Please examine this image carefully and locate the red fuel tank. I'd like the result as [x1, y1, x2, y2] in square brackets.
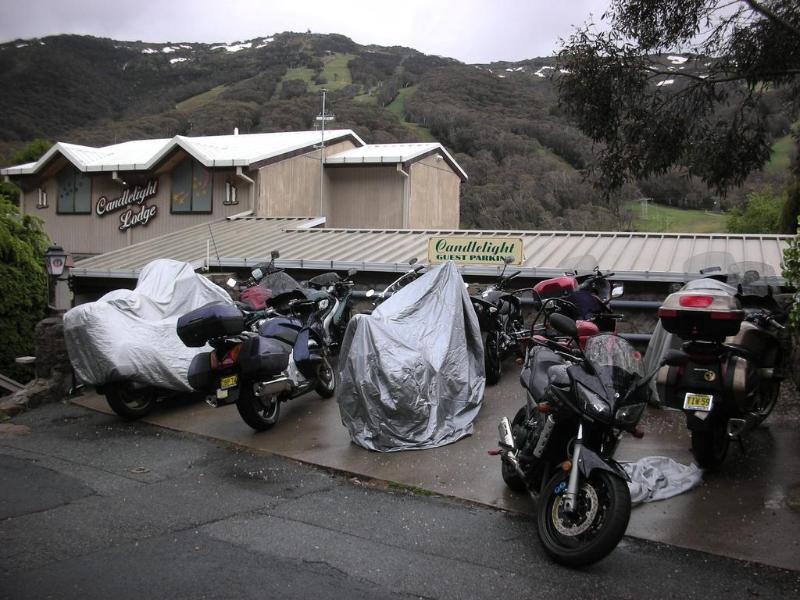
[533, 276, 578, 298]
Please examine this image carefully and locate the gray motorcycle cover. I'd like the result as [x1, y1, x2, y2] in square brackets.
[64, 259, 232, 391]
[337, 262, 485, 452]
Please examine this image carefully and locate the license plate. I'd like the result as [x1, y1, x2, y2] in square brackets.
[683, 393, 713, 411]
[220, 374, 238, 389]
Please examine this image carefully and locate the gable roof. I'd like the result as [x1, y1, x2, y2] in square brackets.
[326, 142, 467, 181]
[1, 130, 366, 176]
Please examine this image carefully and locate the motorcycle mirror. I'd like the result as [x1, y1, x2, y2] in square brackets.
[408, 257, 418, 266]
[226, 278, 237, 289]
[611, 285, 624, 299]
[270, 250, 280, 260]
[348, 268, 357, 277]
[251, 268, 263, 281]
[549, 312, 578, 339]
[504, 255, 514, 265]
[366, 289, 375, 298]
[661, 349, 689, 367]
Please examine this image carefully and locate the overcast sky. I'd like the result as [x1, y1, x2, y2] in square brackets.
[0, 0, 611, 63]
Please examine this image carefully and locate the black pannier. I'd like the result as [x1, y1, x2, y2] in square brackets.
[239, 336, 292, 378]
[187, 352, 213, 391]
[177, 302, 244, 347]
[257, 317, 303, 346]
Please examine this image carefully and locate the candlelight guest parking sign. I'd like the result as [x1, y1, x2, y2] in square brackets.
[95, 179, 159, 231]
[428, 236, 524, 265]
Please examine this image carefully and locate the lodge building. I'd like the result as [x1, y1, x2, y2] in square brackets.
[1, 130, 467, 258]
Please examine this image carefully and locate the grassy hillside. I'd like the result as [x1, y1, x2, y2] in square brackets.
[625, 200, 729, 233]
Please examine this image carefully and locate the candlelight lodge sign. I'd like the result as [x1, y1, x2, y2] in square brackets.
[428, 236, 524, 265]
[95, 179, 159, 231]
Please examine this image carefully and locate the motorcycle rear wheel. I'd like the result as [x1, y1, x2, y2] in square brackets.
[537, 469, 631, 568]
[690, 420, 729, 469]
[485, 331, 501, 385]
[315, 357, 336, 399]
[752, 380, 779, 426]
[105, 382, 156, 420]
[236, 382, 281, 432]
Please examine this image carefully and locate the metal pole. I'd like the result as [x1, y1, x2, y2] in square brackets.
[319, 89, 327, 215]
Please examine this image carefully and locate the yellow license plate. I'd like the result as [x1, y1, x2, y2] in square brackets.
[220, 374, 238, 389]
[683, 393, 713, 411]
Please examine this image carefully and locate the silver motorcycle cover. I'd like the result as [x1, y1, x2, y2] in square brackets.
[337, 262, 485, 451]
[64, 259, 232, 391]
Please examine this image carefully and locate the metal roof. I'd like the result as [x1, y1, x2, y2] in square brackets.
[1, 130, 365, 175]
[326, 143, 468, 181]
[71, 217, 792, 283]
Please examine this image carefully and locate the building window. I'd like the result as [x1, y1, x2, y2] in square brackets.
[171, 157, 212, 213]
[56, 168, 91, 214]
[37, 187, 48, 209]
[224, 180, 238, 205]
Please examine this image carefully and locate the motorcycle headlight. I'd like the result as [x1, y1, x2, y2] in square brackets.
[615, 403, 646, 427]
[577, 382, 610, 420]
[318, 299, 329, 310]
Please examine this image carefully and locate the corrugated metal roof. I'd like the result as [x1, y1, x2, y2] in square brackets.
[71, 217, 792, 283]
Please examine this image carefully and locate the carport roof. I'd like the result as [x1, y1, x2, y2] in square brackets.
[71, 216, 791, 283]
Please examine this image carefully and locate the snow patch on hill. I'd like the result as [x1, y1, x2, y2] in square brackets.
[212, 42, 252, 52]
[656, 79, 675, 86]
[667, 55, 688, 64]
[170, 57, 188, 64]
[534, 66, 554, 78]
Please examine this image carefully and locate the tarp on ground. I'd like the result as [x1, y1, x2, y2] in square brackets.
[623, 456, 703, 505]
[64, 259, 231, 391]
[337, 262, 485, 452]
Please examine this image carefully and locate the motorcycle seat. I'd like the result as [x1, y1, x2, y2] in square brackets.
[522, 347, 564, 399]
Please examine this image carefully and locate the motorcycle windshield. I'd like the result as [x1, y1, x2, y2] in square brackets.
[726, 261, 779, 297]
[260, 271, 302, 296]
[583, 334, 645, 402]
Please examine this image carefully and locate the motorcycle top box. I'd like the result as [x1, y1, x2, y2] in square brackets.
[177, 302, 245, 347]
[657, 289, 744, 340]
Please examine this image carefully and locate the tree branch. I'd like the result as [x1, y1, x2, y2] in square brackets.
[743, 0, 800, 39]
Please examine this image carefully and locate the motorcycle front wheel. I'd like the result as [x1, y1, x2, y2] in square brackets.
[236, 382, 281, 432]
[105, 382, 156, 420]
[484, 331, 501, 385]
[501, 407, 528, 492]
[537, 469, 631, 567]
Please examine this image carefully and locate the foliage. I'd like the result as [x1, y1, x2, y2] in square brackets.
[726, 189, 784, 232]
[9, 138, 51, 165]
[0, 193, 48, 382]
[558, 1, 800, 195]
[782, 214, 800, 329]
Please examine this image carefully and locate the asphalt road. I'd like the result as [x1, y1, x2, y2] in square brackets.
[1, 402, 799, 600]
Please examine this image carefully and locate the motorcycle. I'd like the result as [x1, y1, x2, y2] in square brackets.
[177, 287, 336, 432]
[494, 313, 663, 567]
[529, 267, 624, 350]
[653, 262, 789, 469]
[470, 256, 527, 385]
[305, 268, 358, 350]
[365, 257, 426, 308]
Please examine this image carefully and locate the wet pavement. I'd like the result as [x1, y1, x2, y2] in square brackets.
[74, 364, 800, 571]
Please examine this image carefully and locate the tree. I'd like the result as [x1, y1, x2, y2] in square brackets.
[9, 138, 51, 166]
[557, 1, 800, 196]
[727, 189, 784, 232]
[0, 192, 49, 382]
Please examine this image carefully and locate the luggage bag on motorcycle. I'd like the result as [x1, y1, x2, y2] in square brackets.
[239, 336, 292, 378]
[177, 302, 244, 347]
[656, 353, 755, 412]
[258, 317, 303, 346]
[187, 352, 214, 391]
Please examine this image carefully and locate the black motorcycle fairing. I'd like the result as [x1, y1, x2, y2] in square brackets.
[577, 447, 631, 482]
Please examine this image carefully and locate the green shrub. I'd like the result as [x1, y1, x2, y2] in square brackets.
[0, 194, 49, 382]
[727, 190, 784, 234]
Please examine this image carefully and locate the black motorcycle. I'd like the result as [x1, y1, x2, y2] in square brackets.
[470, 256, 526, 385]
[495, 313, 664, 567]
[305, 268, 358, 350]
[365, 257, 426, 308]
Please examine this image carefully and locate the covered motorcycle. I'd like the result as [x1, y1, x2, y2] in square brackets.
[337, 262, 485, 451]
[64, 259, 232, 419]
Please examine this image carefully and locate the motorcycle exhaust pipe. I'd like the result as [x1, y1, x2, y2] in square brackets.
[498, 417, 515, 449]
[727, 413, 761, 440]
[255, 378, 292, 398]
